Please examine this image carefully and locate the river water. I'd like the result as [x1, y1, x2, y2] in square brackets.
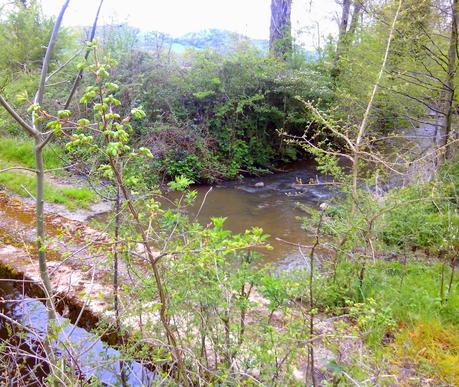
[183, 160, 336, 269]
[0, 112, 440, 384]
[0, 281, 155, 385]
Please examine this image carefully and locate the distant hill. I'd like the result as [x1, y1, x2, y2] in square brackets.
[84, 25, 313, 57]
[137, 28, 269, 54]
[173, 29, 268, 52]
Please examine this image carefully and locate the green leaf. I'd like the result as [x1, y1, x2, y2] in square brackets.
[105, 82, 119, 91]
[167, 175, 194, 191]
[57, 110, 72, 119]
[138, 147, 153, 158]
[16, 91, 28, 104]
[27, 103, 40, 113]
[76, 118, 90, 127]
[131, 107, 146, 120]
[211, 217, 227, 229]
[45, 120, 62, 135]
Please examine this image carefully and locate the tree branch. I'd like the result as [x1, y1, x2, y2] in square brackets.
[0, 95, 39, 138]
[64, 0, 104, 109]
[35, 0, 70, 107]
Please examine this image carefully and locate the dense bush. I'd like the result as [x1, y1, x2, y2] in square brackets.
[109, 43, 333, 182]
[381, 159, 459, 253]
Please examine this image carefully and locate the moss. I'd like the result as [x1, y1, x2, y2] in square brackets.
[393, 320, 459, 385]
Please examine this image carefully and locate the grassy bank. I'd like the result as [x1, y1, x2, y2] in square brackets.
[0, 136, 96, 210]
[292, 156, 459, 384]
[0, 136, 64, 170]
[322, 259, 459, 384]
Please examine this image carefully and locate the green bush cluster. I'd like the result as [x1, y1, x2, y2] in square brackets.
[111, 44, 332, 182]
[381, 159, 459, 252]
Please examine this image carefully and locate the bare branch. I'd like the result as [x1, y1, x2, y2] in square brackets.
[35, 0, 70, 107]
[0, 166, 38, 173]
[0, 95, 39, 138]
[45, 47, 84, 82]
[64, 0, 104, 109]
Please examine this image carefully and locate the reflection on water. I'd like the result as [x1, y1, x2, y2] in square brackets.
[185, 160, 336, 269]
[0, 283, 155, 386]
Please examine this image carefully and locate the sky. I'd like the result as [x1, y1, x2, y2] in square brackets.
[39, 0, 339, 49]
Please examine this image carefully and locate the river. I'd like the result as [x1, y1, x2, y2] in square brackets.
[0, 109, 441, 385]
[0, 158, 334, 384]
[182, 160, 336, 269]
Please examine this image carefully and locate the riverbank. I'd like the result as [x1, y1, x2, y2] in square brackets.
[0, 117, 457, 384]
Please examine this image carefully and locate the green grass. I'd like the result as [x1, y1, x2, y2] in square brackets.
[316, 259, 459, 347]
[393, 320, 459, 385]
[381, 155, 459, 250]
[0, 136, 97, 210]
[0, 169, 96, 211]
[360, 261, 458, 325]
[0, 136, 64, 170]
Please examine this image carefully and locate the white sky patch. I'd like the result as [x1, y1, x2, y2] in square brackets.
[38, 0, 339, 49]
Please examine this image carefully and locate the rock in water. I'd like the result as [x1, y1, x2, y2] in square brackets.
[254, 182, 265, 188]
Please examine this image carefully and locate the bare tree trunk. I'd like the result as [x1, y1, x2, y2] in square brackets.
[113, 185, 121, 330]
[332, 0, 351, 79]
[348, 0, 363, 36]
[106, 156, 189, 386]
[269, 0, 292, 59]
[443, 0, 458, 159]
[35, 144, 56, 319]
[447, 256, 456, 299]
[338, 0, 352, 45]
[333, 0, 365, 81]
[305, 208, 325, 387]
[32, 0, 70, 323]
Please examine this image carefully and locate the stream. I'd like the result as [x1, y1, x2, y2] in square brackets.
[181, 160, 335, 269]
[0, 159, 332, 385]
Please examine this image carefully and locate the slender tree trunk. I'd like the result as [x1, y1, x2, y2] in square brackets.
[113, 185, 121, 330]
[443, 0, 458, 159]
[447, 256, 456, 298]
[305, 208, 325, 387]
[269, 0, 292, 59]
[441, 261, 446, 304]
[352, 0, 402, 211]
[30, 2, 70, 381]
[107, 157, 189, 385]
[35, 143, 57, 321]
[31, 0, 70, 321]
